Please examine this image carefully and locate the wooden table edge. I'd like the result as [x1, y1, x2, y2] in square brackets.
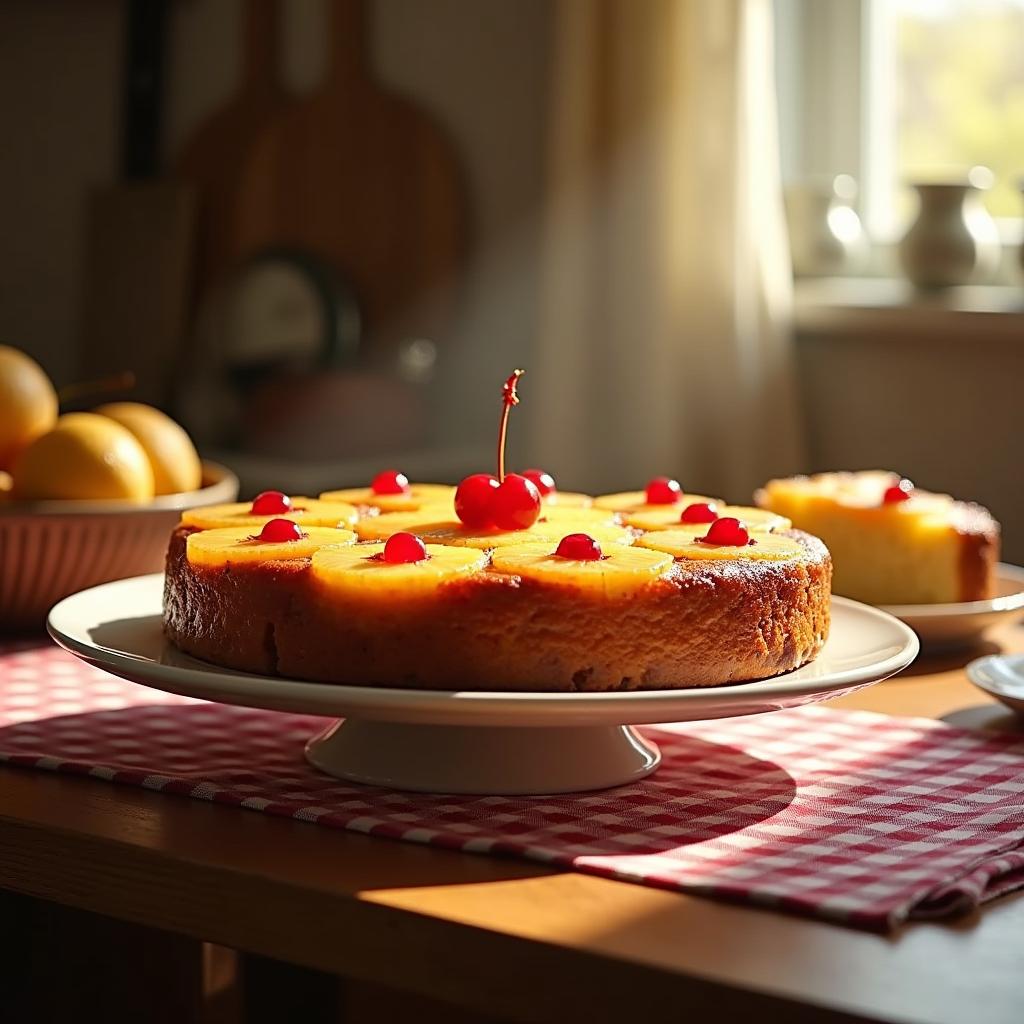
[0, 777, 883, 1024]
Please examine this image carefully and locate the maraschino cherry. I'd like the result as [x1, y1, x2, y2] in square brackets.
[555, 533, 603, 561]
[645, 476, 682, 505]
[522, 468, 556, 498]
[455, 473, 500, 527]
[454, 370, 542, 530]
[251, 490, 292, 515]
[383, 532, 428, 564]
[493, 475, 541, 529]
[372, 469, 410, 495]
[680, 502, 718, 523]
[882, 478, 914, 505]
[701, 517, 750, 547]
[257, 518, 305, 543]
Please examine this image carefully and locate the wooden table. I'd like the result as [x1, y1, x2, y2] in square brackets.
[2, 624, 1023, 1024]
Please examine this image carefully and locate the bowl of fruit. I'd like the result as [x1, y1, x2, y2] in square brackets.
[0, 346, 238, 630]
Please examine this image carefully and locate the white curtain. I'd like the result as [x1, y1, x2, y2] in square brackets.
[530, 0, 801, 503]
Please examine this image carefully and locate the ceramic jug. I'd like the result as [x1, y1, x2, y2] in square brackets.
[785, 175, 868, 277]
[899, 177, 1000, 289]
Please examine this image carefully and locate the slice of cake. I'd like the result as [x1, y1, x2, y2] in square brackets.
[756, 471, 999, 605]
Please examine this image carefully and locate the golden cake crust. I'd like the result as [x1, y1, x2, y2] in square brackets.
[951, 502, 1000, 603]
[163, 526, 832, 691]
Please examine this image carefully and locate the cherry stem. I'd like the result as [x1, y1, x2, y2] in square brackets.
[497, 369, 523, 484]
[58, 370, 136, 406]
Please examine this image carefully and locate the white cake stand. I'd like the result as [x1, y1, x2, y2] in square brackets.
[48, 574, 918, 794]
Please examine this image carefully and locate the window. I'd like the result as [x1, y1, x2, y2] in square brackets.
[777, 0, 1024, 248]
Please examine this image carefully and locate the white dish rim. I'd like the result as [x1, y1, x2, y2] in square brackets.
[966, 652, 1024, 700]
[878, 562, 1024, 619]
[47, 574, 919, 715]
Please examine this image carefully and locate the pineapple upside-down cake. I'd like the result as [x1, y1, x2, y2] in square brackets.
[163, 373, 832, 691]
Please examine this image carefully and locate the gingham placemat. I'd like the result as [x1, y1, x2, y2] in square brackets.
[2, 640, 1024, 932]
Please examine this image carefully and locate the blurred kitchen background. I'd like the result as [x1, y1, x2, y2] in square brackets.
[2, 0, 1023, 556]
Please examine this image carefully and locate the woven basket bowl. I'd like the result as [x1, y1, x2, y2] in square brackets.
[0, 461, 238, 632]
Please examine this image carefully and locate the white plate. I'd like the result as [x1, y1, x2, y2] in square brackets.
[879, 563, 1024, 653]
[966, 654, 1024, 716]
[48, 574, 918, 794]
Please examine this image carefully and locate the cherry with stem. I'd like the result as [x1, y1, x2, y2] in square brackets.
[455, 369, 541, 530]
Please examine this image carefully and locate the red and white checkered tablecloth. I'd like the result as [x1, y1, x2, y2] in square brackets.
[2, 639, 1023, 932]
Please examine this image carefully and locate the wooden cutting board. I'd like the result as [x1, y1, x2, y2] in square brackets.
[175, 0, 287, 289]
[198, 0, 467, 362]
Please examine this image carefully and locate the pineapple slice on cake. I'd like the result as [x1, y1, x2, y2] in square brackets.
[321, 470, 455, 513]
[637, 517, 803, 561]
[540, 490, 592, 507]
[356, 510, 633, 549]
[311, 535, 487, 597]
[354, 511, 463, 543]
[595, 476, 721, 514]
[187, 522, 357, 568]
[182, 490, 358, 531]
[490, 533, 672, 598]
[432, 519, 633, 550]
[519, 469, 592, 508]
[535, 505, 620, 527]
[625, 502, 790, 533]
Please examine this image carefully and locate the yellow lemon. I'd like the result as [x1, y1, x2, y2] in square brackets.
[0, 345, 58, 471]
[11, 413, 155, 501]
[95, 402, 202, 495]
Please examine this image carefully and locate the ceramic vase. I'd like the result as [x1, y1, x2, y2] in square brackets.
[785, 175, 868, 277]
[899, 181, 1000, 289]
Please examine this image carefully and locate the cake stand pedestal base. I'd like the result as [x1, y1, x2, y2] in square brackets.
[305, 720, 662, 795]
